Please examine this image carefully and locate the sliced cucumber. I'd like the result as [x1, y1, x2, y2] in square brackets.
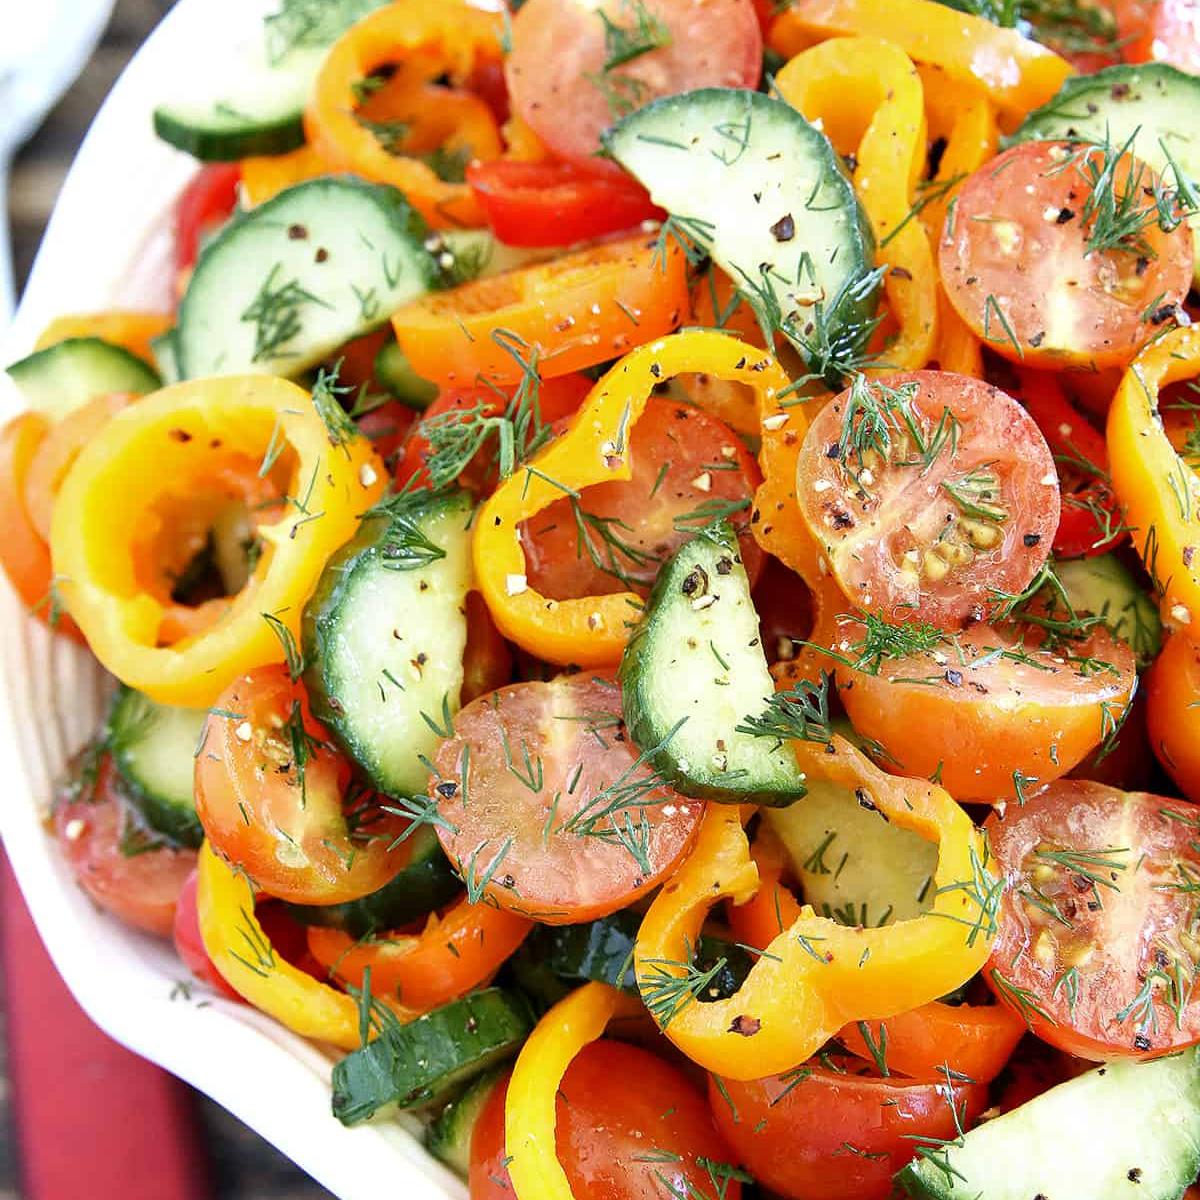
[176, 178, 435, 380]
[620, 522, 805, 806]
[606, 87, 879, 384]
[1057, 554, 1162, 668]
[426, 1068, 503, 1180]
[153, 0, 387, 161]
[5, 338, 161, 420]
[284, 825, 461, 937]
[765, 770, 937, 927]
[150, 328, 181, 386]
[899, 1049, 1200, 1200]
[303, 488, 474, 797]
[1012, 63, 1200, 283]
[374, 339, 438, 410]
[106, 688, 206, 848]
[332, 989, 533, 1124]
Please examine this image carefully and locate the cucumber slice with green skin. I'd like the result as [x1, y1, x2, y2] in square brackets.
[619, 521, 806, 806]
[303, 488, 474, 798]
[374, 340, 438, 410]
[1056, 554, 1162, 668]
[284, 825, 461, 937]
[176, 178, 435, 380]
[1011, 63, 1200, 284]
[332, 989, 534, 1124]
[149, 329, 180, 386]
[426, 1068, 504, 1180]
[5, 338, 161, 421]
[765, 767, 937, 927]
[106, 688, 206, 849]
[605, 87, 879, 385]
[898, 1049, 1200, 1200]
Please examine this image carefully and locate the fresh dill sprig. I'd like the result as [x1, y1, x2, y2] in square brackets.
[851, 612, 948, 674]
[597, 0, 671, 70]
[240, 263, 331, 363]
[262, 611, 305, 681]
[638, 939, 730, 1029]
[989, 967, 1058, 1029]
[310, 361, 361, 450]
[263, 0, 381, 63]
[381, 794, 459, 846]
[736, 672, 833, 746]
[353, 114, 410, 156]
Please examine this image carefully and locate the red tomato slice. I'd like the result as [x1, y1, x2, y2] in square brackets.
[432, 675, 703, 923]
[708, 1055, 988, 1200]
[837, 618, 1136, 804]
[505, 0, 762, 164]
[986, 780, 1200, 1059]
[1115, 0, 1200, 73]
[939, 141, 1194, 370]
[522, 396, 763, 600]
[466, 159, 663, 247]
[471, 1042, 742, 1200]
[175, 164, 240, 273]
[194, 665, 412, 905]
[55, 755, 195, 938]
[795, 371, 1058, 628]
[172, 870, 241, 1000]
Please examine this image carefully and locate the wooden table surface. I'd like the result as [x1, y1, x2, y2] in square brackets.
[5, 2, 333, 1196]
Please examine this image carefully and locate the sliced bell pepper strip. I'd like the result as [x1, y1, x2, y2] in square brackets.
[1108, 326, 1200, 640]
[769, 0, 1074, 123]
[196, 843, 414, 1049]
[634, 737, 997, 1080]
[34, 312, 172, 368]
[474, 330, 791, 665]
[727, 825, 803, 952]
[775, 37, 937, 371]
[0, 413, 83, 640]
[504, 982, 644, 1200]
[390, 233, 689, 388]
[1019, 368, 1125, 558]
[304, 0, 505, 229]
[305, 898, 533, 1013]
[240, 144, 328, 207]
[50, 375, 384, 707]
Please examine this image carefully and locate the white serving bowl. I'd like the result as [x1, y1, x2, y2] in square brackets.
[0, 2, 464, 1196]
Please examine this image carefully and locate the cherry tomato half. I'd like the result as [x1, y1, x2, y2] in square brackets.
[432, 675, 703, 923]
[1115, 0, 1200, 74]
[986, 780, 1200, 1059]
[173, 869, 241, 1000]
[175, 164, 240, 273]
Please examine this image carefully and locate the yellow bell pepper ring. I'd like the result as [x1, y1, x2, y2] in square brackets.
[196, 842, 417, 1049]
[1108, 327, 1200, 642]
[505, 982, 644, 1200]
[50, 375, 385, 707]
[634, 736, 997, 1080]
[474, 330, 793, 666]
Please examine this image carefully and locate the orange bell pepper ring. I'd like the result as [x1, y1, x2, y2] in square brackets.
[634, 735, 997, 1080]
[1108, 326, 1200, 642]
[34, 311, 172, 368]
[474, 330, 792, 665]
[197, 843, 415, 1049]
[770, 0, 1074, 123]
[305, 0, 505, 229]
[775, 37, 938, 371]
[505, 982, 644, 1200]
[50, 375, 384, 707]
[390, 233, 689, 389]
[306, 898, 532, 1013]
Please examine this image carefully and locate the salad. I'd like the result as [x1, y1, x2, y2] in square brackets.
[6, 0, 1200, 1196]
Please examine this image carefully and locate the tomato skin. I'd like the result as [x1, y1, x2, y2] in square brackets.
[1147, 633, 1200, 802]
[708, 1061, 988, 1200]
[433, 675, 703, 923]
[471, 1042, 741, 1200]
[1070, 687, 1155, 792]
[175, 164, 240, 273]
[522, 397, 764, 600]
[1115, 0, 1200, 73]
[55, 756, 196, 938]
[194, 666, 411, 905]
[986, 780, 1200, 1060]
[796, 371, 1058, 629]
[466, 159, 663, 247]
[173, 870, 242, 1000]
[839, 620, 1136, 803]
[505, 0, 762, 164]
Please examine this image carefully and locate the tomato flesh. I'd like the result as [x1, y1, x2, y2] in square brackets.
[505, 0, 762, 163]
[1115, 0, 1200, 74]
[940, 141, 1194, 370]
[432, 675, 703, 923]
[708, 1056, 988, 1200]
[175, 164, 240, 273]
[986, 780, 1200, 1059]
[471, 1041, 741, 1200]
[795, 370, 1058, 628]
[173, 869, 241, 1000]
[522, 397, 763, 600]
[194, 665, 411, 905]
